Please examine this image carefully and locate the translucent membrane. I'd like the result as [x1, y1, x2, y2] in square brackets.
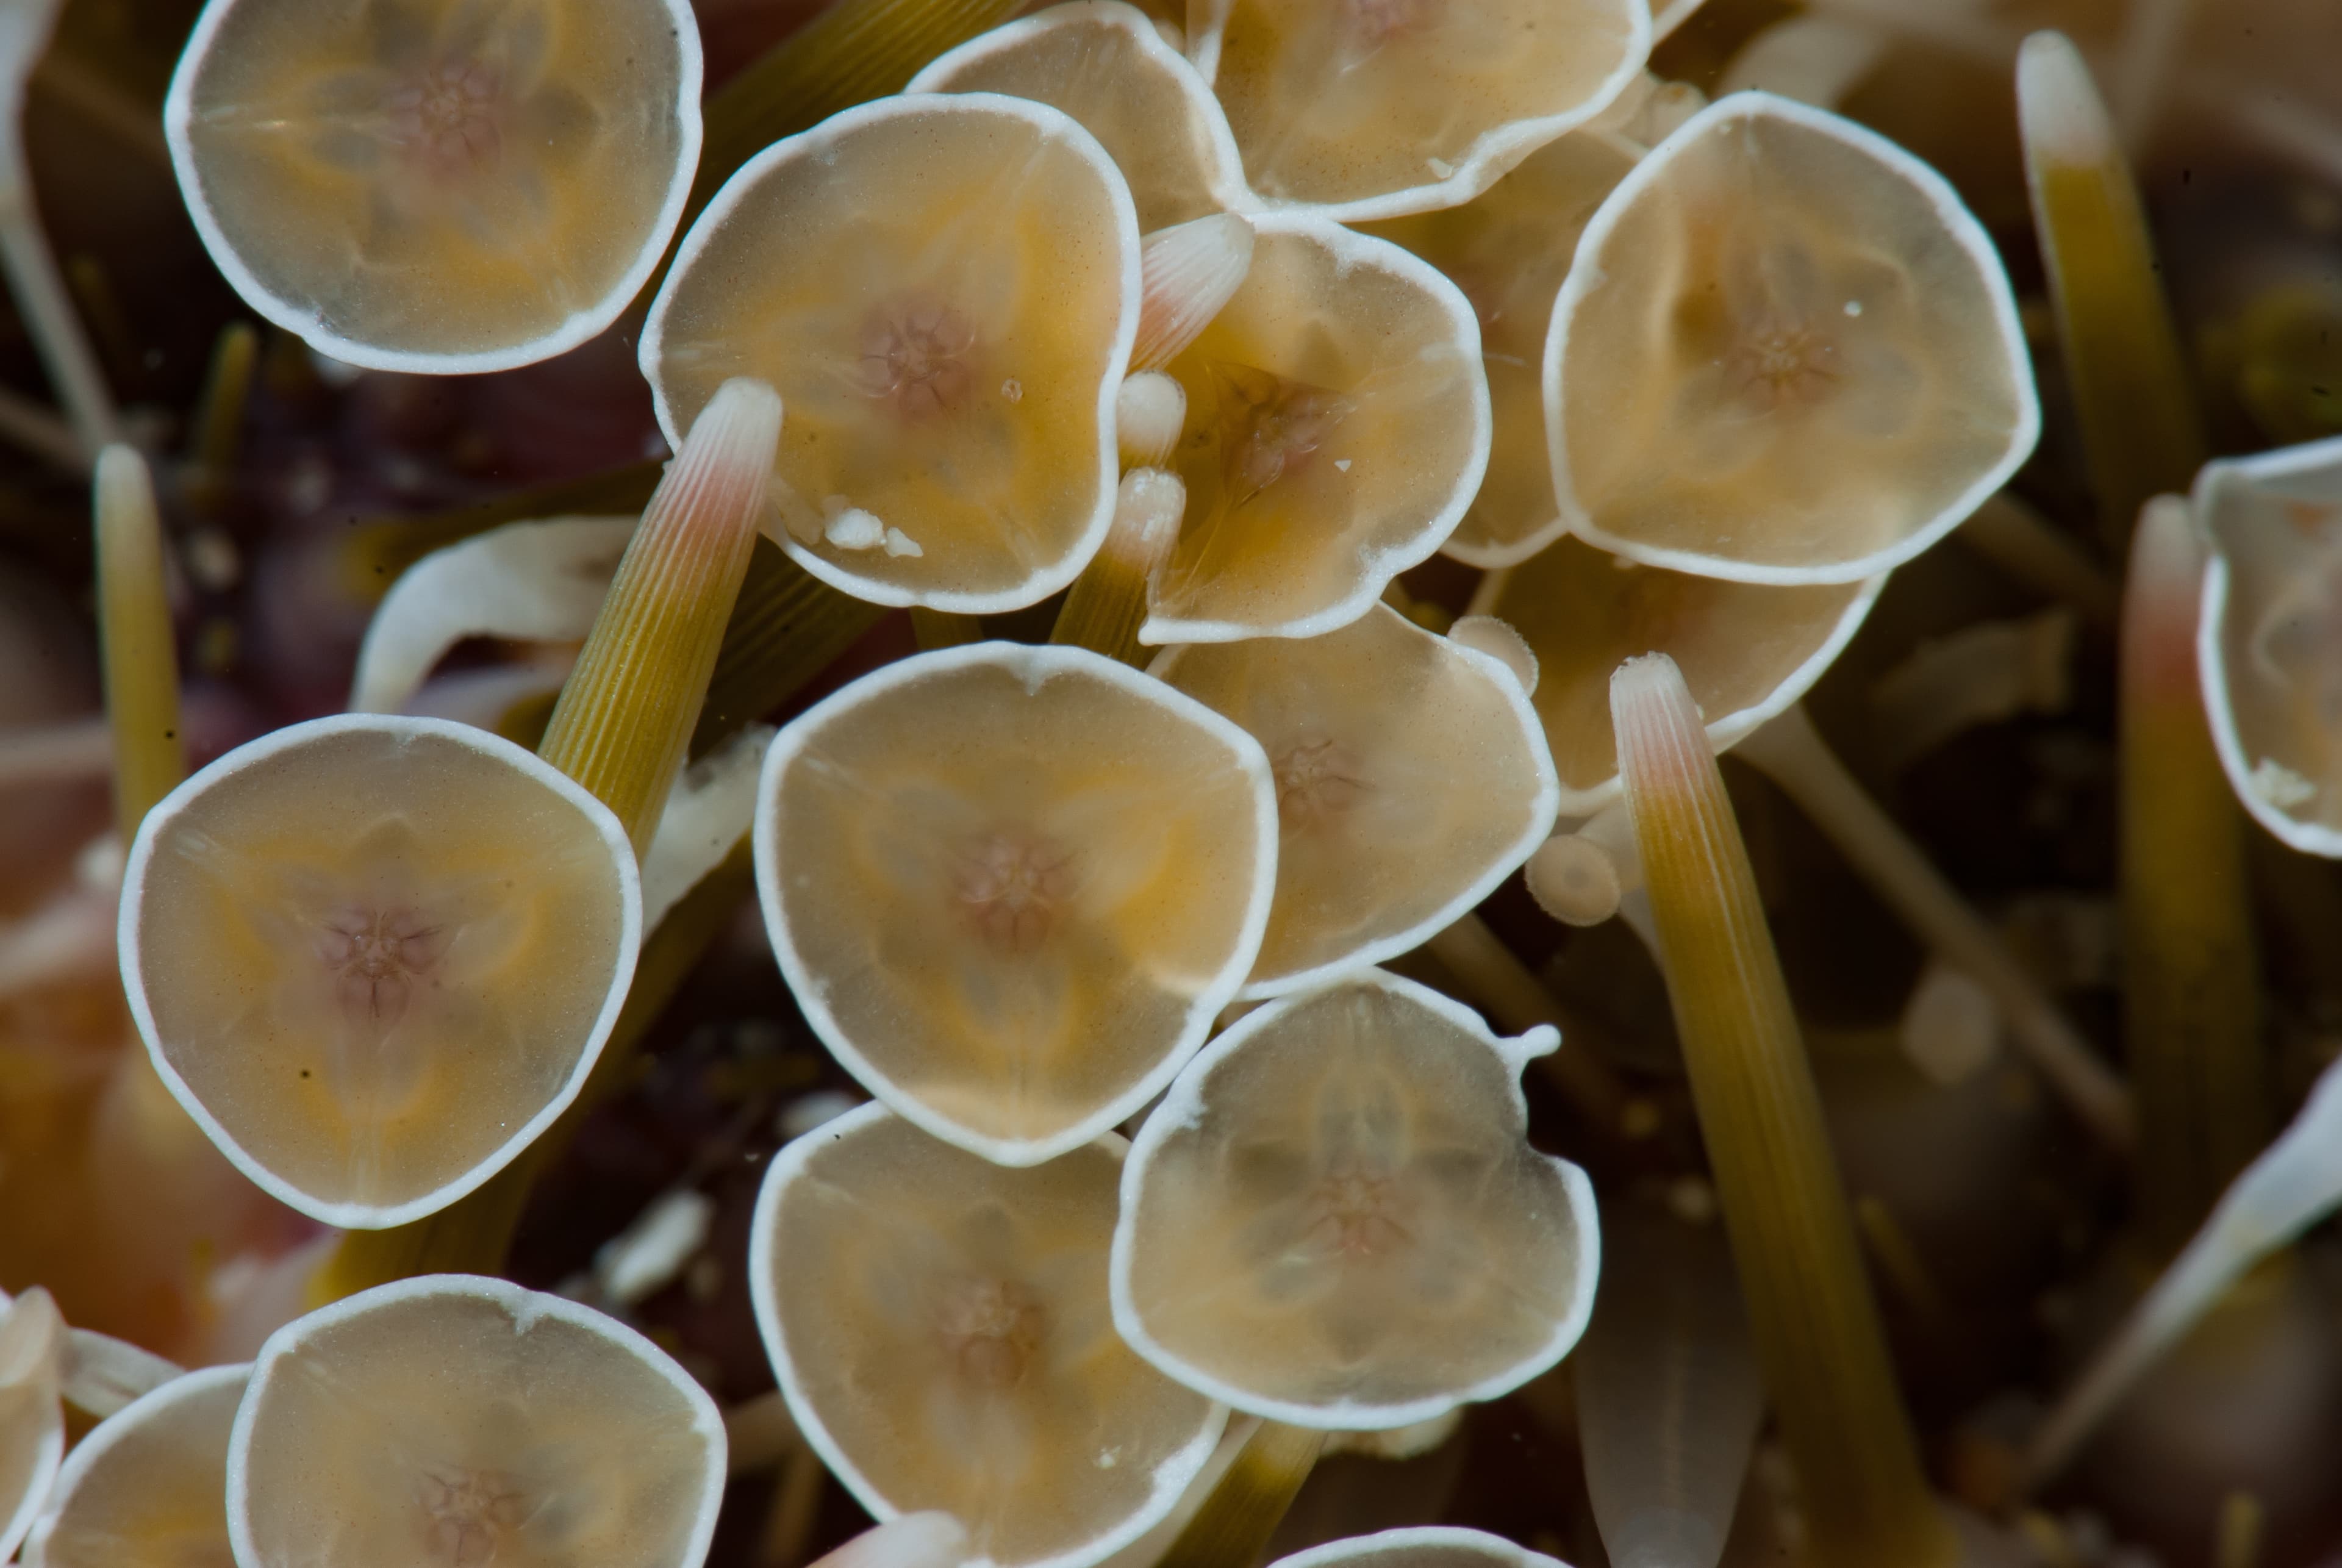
[121, 714, 641, 1228]
[1359, 133, 1636, 567]
[642, 95, 1139, 614]
[1270, 1527, 1570, 1567]
[748, 1106, 1224, 1568]
[1546, 93, 2037, 585]
[1193, 0, 1647, 221]
[0, 1289, 64, 1565]
[1155, 603, 1558, 994]
[349, 515, 635, 715]
[1574, 1200, 1761, 1568]
[229, 1276, 724, 1568]
[165, 0, 702, 373]
[1112, 971, 1599, 1427]
[1147, 217, 1488, 643]
[754, 643, 1275, 1164]
[24, 1364, 248, 1568]
[1477, 534, 1881, 813]
[2193, 434, 2342, 856]
[907, 1, 1248, 232]
[2024, 1050, 2342, 1489]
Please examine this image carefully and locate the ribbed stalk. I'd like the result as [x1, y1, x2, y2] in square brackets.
[537, 379, 782, 852]
[690, 537, 886, 755]
[2121, 497, 2265, 1252]
[1735, 705, 2135, 1150]
[1613, 654, 1955, 1568]
[1050, 469, 1184, 667]
[2018, 30, 2203, 559]
[94, 446, 182, 842]
[689, 0, 1023, 226]
[1152, 1420, 1326, 1568]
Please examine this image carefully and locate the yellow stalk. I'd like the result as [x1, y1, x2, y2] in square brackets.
[1152, 1420, 1327, 1568]
[689, 0, 1024, 229]
[1050, 469, 1184, 667]
[690, 539, 887, 756]
[1613, 653, 1955, 1568]
[186, 321, 257, 510]
[94, 445, 183, 842]
[910, 607, 984, 651]
[2121, 497, 2265, 1251]
[317, 838, 757, 1297]
[537, 379, 782, 852]
[2019, 31, 2204, 558]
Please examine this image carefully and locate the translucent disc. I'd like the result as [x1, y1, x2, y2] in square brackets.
[123, 715, 640, 1228]
[1147, 218, 1488, 643]
[754, 643, 1275, 1164]
[1112, 972, 1599, 1427]
[165, 0, 701, 372]
[1194, 0, 1647, 220]
[229, 1278, 723, 1568]
[1480, 535, 1881, 813]
[25, 1365, 248, 1568]
[749, 1107, 1224, 1568]
[2196, 436, 2342, 855]
[642, 95, 1139, 614]
[1359, 134, 1636, 567]
[0, 1291, 63, 1567]
[908, 2, 1248, 232]
[1157, 604, 1558, 994]
[1272, 1527, 1571, 1568]
[1547, 93, 2037, 584]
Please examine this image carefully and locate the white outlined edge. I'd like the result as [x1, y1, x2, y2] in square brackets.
[226, 1276, 725, 1568]
[2193, 436, 2342, 858]
[745, 1102, 1230, 1568]
[1136, 212, 1494, 646]
[0, 1312, 60, 1568]
[23, 1362, 251, 1568]
[906, 1, 1256, 220]
[1542, 90, 2043, 586]
[1187, 0, 1652, 224]
[1108, 967, 1603, 1430]
[751, 642, 1279, 1167]
[162, 0, 706, 374]
[1270, 1525, 1573, 1568]
[1150, 604, 1562, 997]
[1469, 554, 1888, 815]
[640, 92, 1142, 617]
[117, 712, 644, 1230]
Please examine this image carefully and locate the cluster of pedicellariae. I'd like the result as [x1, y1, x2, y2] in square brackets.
[22, 0, 2326, 1563]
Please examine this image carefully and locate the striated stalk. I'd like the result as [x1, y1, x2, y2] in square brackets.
[1613, 654, 1956, 1568]
[1151, 1419, 1327, 1568]
[94, 446, 182, 842]
[2019, 31, 2203, 559]
[1050, 468, 1185, 667]
[689, 537, 886, 756]
[1575, 1198, 1764, 1568]
[2121, 497, 2265, 1252]
[1735, 704, 2135, 1150]
[537, 379, 782, 852]
[689, 0, 1025, 227]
